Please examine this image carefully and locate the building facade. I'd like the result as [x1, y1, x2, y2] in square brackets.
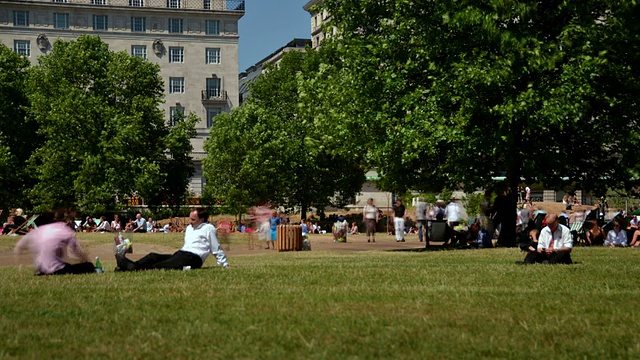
[238, 38, 310, 105]
[0, 0, 245, 197]
[303, 0, 332, 49]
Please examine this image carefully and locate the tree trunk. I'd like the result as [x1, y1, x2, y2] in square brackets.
[499, 156, 522, 247]
[301, 203, 308, 222]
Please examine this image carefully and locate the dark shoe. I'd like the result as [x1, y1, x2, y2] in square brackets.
[115, 254, 135, 271]
[400, 239, 405, 242]
[542, 260, 550, 265]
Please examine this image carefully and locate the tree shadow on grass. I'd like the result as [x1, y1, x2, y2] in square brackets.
[390, 244, 474, 253]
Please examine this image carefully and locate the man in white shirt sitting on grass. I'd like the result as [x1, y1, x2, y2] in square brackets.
[517, 213, 573, 265]
[115, 208, 229, 271]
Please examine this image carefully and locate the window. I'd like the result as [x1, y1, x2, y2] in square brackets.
[205, 48, 220, 64]
[14, 40, 30, 57]
[131, 45, 147, 59]
[131, 17, 146, 32]
[205, 20, 220, 35]
[203, 0, 211, 9]
[166, 0, 181, 8]
[168, 47, 184, 63]
[53, 13, 69, 29]
[168, 18, 183, 33]
[169, 77, 184, 94]
[206, 78, 221, 98]
[91, 0, 107, 4]
[52, 0, 68, 3]
[93, 15, 108, 30]
[129, 0, 144, 6]
[13, 11, 29, 27]
[169, 106, 184, 126]
[207, 108, 221, 128]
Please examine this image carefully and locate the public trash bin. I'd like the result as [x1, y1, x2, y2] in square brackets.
[276, 225, 303, 252]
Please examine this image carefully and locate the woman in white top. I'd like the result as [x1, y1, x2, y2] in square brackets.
[605, 221, 628, 247]
[362, 198, 378, 243]
[111, 214, 122, 233]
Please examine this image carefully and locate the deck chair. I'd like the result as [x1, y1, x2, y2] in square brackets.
[217, 221, 233, 250]
[9, 215, 39, 235]
[428, 220, 449, 246]
[171, 217, 185, 232]
[533, 211, 547, 231]
[570, 221, 586, 246]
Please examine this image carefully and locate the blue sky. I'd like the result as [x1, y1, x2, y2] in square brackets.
[238, 0, 311, 71]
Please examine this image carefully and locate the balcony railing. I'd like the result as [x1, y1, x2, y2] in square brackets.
[201, 90, 228, 102]
[35, 0, 245, 11]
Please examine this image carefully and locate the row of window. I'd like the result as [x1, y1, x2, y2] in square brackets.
[170, 106, 221, 128]
[133, 46, 221, 64]
[51, 0, 218, 9]
[12, 11, 221, 35]
[13, 40, 222, 65]
[168, 77, 221, 96]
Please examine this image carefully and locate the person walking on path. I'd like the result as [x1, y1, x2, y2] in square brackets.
[415, 197, 428, 243]
[362, 198, 379, 243]
[393, 199, 406, 242]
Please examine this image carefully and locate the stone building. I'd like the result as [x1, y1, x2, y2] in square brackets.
[0, 0, 245, 196]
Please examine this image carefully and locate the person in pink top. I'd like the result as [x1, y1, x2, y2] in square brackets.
[14, 211, 96, 275]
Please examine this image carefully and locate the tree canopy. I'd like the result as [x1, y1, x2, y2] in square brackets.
[316, 0, 640, 195]
[0, 44, 38, 209]
[203, 50, 365, 217]
[26, 35, 196, 213]
[304, 0, 640, 243]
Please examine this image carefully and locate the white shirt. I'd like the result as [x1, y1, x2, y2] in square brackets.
[605, 230, 628, 246]
[444, 202, 461, 222]
[363, 205, 377, 220]
[537, 225, 573, 250]
[96, 220, 111, 232]
[181, 222, 229, 267]
[334, 220, 348, 231]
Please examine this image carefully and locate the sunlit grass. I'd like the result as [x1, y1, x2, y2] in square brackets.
[1, 237, 639, 358]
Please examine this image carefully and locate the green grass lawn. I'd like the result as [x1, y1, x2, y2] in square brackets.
[1, 235, 639, 359]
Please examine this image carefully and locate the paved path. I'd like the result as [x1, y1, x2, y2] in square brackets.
[0, 233, 430, 268]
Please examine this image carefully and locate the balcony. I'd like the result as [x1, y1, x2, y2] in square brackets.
[15, 0, 245, 11]
[201, 89, 228, 103]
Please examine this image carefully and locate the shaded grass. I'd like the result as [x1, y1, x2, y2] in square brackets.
[1, 244, 640, 359]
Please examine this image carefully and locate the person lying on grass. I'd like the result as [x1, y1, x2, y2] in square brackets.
[14, 210, 96, 275]
[115, 208, 229, 271]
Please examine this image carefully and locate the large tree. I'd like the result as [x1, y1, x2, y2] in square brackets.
[27, 35, 196, 213]
[203, 50, 365, 218]
[314, 0, 640, 245]
[0, 44, 39, 209]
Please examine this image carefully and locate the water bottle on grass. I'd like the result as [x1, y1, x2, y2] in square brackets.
[95, 256, 104, 273]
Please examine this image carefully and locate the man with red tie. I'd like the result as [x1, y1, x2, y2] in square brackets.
[519, 214, 573, 265]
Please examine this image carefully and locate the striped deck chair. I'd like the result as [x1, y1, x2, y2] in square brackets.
[570, 221, 586, 246]
[9, 215, 39, 235]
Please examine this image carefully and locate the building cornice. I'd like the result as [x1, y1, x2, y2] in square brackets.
[0, 0, 244, 18]
[303, 0, 321, 13]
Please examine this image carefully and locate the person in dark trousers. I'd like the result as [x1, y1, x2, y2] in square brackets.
[518, 214, 573, 265]
[14, 210, 96, 275]
[393, 199, 406, 242]
[115, 208, 229, 271]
